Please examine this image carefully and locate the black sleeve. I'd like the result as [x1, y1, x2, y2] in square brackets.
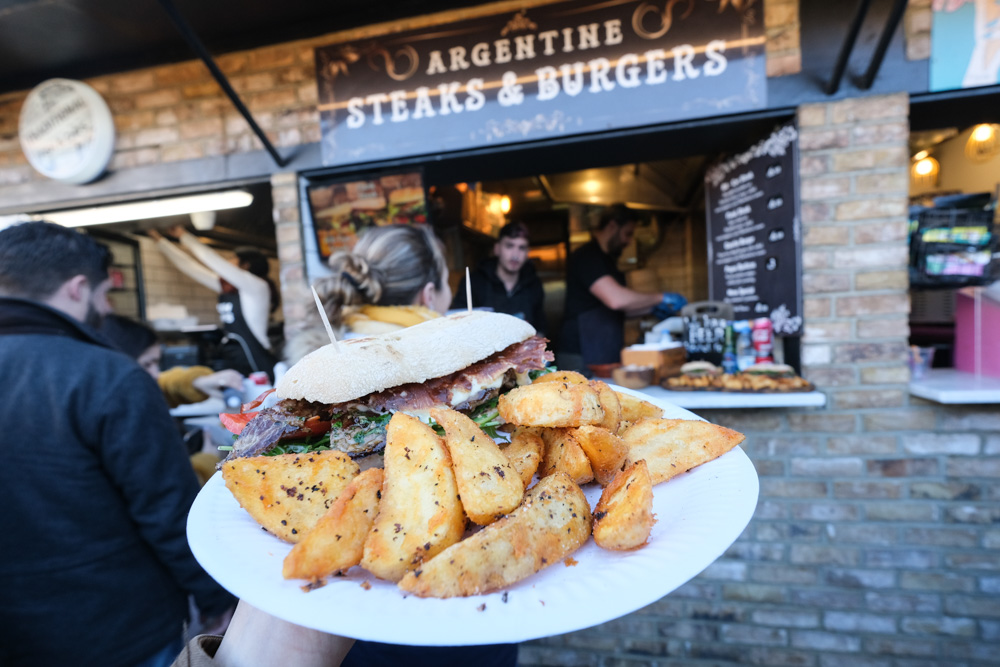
[98, 369, 234, 616]
[531, 282, 548, 335]
[450, 274, 469, 310]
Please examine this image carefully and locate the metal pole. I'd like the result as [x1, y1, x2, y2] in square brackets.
[826, 0, 873, 96]
[859, 0, 908, 90]
[156, 0, 288, 168]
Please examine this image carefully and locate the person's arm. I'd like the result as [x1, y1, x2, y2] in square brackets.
[589, 275, 664, 314]
[96, 368, 234, 618]
[150, 230, 223, 293]
[176, 230, 269, 296]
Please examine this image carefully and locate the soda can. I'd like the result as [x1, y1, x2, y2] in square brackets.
[751, 318, 774, 364]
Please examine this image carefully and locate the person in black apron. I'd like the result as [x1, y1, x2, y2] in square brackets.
[150, 227, 279, 381]
[559, 204, 687, 375]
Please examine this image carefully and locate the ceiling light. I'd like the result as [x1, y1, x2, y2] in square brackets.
[912, 150, 929, 161]
[41, 190, 254, 228]
[911, 156, 940, 186]
[966, 124, 999, 162]
[582, 179, 600, 193]
[500, 195, 511, 214]
[972, 123, 994, 142]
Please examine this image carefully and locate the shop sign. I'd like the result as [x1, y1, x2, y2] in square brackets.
[315, 0, 766, 166]
[704, 122, 802, 336]
[18, 79, 116, 185]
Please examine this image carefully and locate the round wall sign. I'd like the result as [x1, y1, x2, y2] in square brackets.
[18, 78, 116, 185]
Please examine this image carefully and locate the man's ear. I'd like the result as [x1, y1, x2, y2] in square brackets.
[63, 275, 90, 303]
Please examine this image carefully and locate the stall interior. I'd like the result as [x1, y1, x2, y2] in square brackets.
[53, 181, 279, 370]
[908, 123, 1000, 378]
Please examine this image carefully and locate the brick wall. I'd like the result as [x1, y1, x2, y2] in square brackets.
[520, 93, 1000, 666]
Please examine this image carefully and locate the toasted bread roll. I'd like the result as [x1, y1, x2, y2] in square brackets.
[622, 418, 745, 485]
[589, 381, 622, 433]
[532, 370, 588, 385]
[221, 450, 359, 543]
[498, 382, 604, 428]
[502, 426, 544, 488]
[431, 407, 523, 526]
[592, 460, 655, 550]
[539, 428, 595, 485]
[282, 467, 383, 581]
[397, 472, 592, 598]
[361, 414, 465, 582]
[571, 425, 628, 486]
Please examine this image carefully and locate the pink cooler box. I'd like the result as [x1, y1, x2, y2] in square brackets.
[954, 289, 1000, 378]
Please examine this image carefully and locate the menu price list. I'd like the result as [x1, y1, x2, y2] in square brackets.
[704, 123, 802, 336]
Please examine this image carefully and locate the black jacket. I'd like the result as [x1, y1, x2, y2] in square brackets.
[452, 258, 547, 334]
[0, 298, 233, 667]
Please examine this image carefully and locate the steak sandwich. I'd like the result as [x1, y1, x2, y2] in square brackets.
[221, 311, 552, 461]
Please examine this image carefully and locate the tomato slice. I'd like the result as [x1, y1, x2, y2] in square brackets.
[219, 411, 259, 435]
[300, 417, 331, 436]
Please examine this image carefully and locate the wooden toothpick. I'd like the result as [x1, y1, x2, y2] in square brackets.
[465, 266, 473, 312]
[311, 284, 341, 351]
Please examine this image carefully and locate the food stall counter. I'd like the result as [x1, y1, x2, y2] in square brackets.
[633, 385, 828, 410]
[908, 368, 1000, 404]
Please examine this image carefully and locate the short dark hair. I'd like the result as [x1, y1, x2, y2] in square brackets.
[597, 203, 638, 231]
[0, 221, 111, 300]
[100, 314, 159, 359]
[498, 221, 529, 242]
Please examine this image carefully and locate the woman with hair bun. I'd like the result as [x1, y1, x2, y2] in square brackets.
[285, 224, 452, 361]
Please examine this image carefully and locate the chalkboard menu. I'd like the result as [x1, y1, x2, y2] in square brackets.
[704, 123, 802, 336]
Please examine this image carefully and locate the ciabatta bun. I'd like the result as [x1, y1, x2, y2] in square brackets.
[276, 311, 536, 404]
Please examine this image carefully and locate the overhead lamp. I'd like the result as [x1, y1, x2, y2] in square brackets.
[500, 195, 511, 214]
[911, 156, 940, 187]
[912, 150, 929, 161]
[965, 123, 999, 162]
[582, 179, 600, 194]
[41, 190, 254, 228]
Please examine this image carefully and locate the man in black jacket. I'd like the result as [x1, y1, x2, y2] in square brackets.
[0, 222, 233, 667]
[452, 221, 547, 334]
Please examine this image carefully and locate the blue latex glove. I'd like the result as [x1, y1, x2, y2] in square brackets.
[652, 292, 687, 320]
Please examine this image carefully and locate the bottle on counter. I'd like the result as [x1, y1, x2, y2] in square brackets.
[751, 317, 774, 364]
[734, 320, 755, 371]
[722, 324, 738, 374]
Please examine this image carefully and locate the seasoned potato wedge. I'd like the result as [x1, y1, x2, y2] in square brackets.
[431, 407, 523, 525]
[532, 370, 588, 385]
[593, 460, 655, 550]
[571, 425, 628, 486]
[361, 414, 465, 582]
[502, 426, 544, 488]
[622, 418, 745, 485]
[397, 472, 592, 598]
[282, 468, 383, 581]
[589, 381, 622, 433]
[539, 428, 595, 485]
[498, 382, 604, 428]
[615, 391, 664, 427]
[222, 450, 359, 543]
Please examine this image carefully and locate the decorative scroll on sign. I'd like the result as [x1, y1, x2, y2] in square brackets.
[314, 0, 767, 166]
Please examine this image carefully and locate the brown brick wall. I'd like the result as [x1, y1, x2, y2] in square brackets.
[521, 92, 1000, 666]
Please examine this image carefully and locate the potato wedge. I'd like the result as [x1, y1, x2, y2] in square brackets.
[430, 407, 523, 525]
[361, 414, 465, 582]
[539, 428, 594, 485]
[572, 425, 628, 486]
[532, 370, 588, 385]
[622, 418, 745, 485]
[589, 380, 622, 434]
[282, 467, 384, 581]
[498, 382, 604, 428]
[397, 472, 592, 598]
[501, 426, 544, 488]
[222, 450, 359, 543]
[593, 460, 655, 550]
[616, 391, 663, 427]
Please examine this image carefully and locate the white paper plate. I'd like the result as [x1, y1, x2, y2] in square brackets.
[187, 386, 759, 645]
